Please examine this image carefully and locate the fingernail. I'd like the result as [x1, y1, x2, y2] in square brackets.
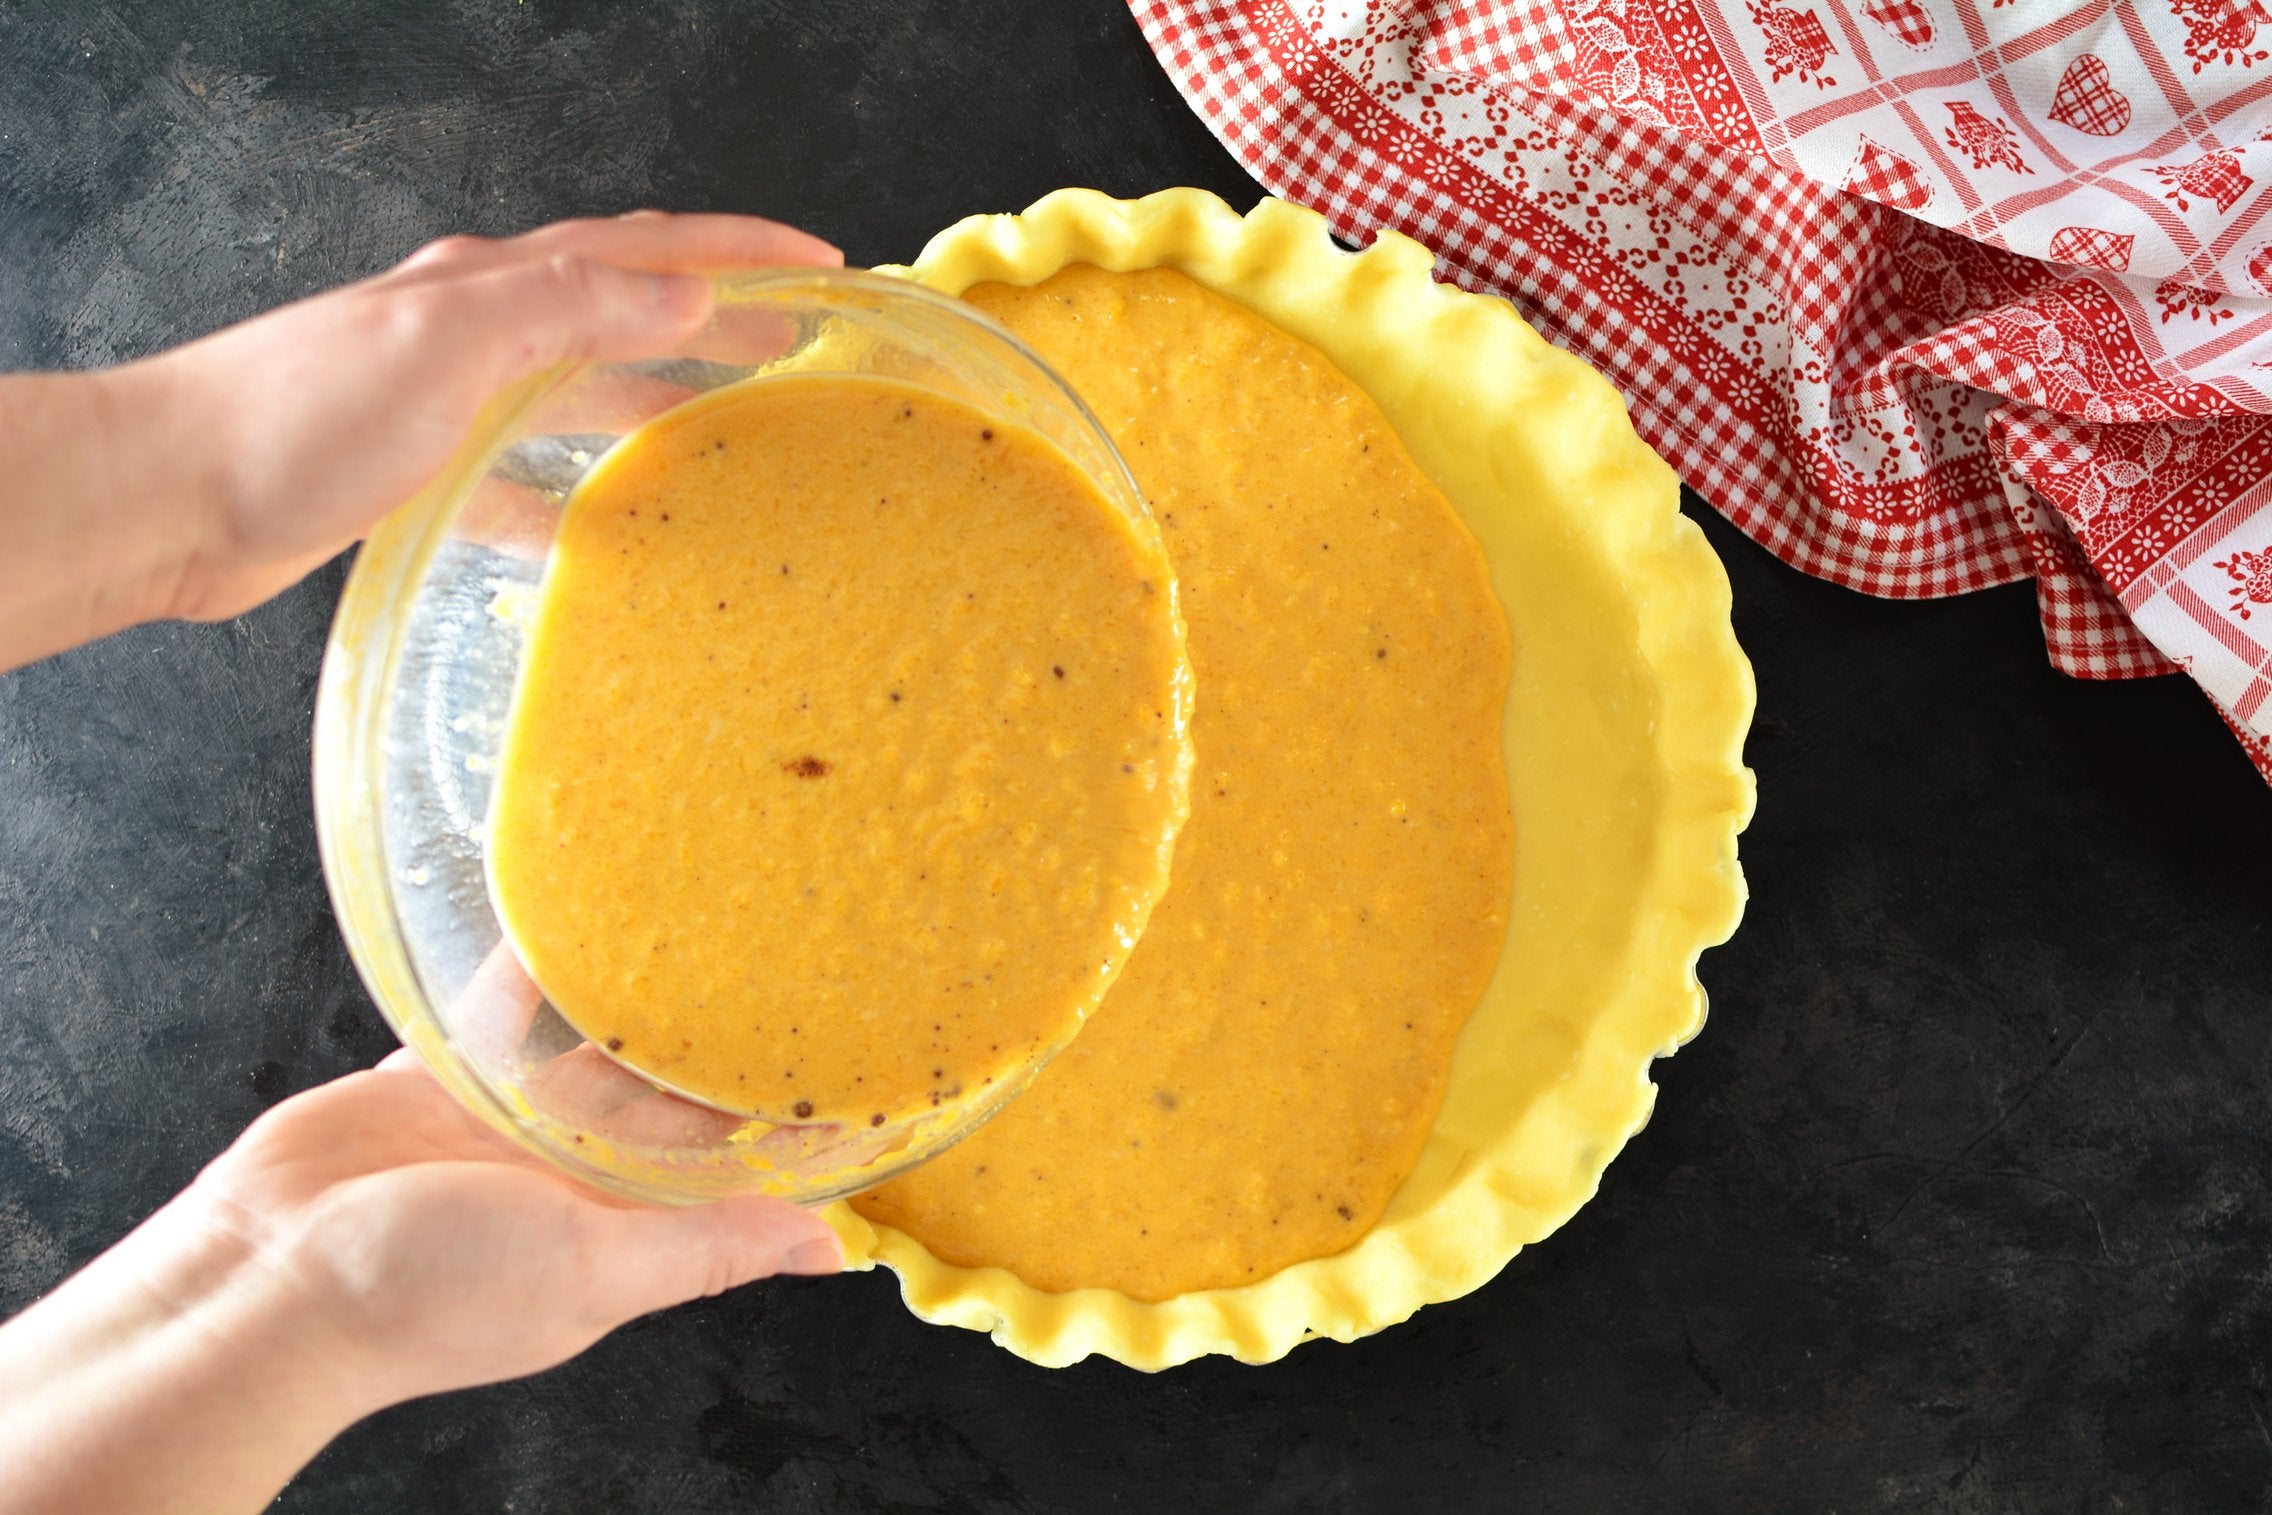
[782, 1237, 843, 1276]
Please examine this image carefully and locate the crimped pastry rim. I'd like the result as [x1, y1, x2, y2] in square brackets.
[824, 187, 1756, 1371]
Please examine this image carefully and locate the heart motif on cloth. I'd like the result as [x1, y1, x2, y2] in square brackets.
[1861, 0, 1935, 49]
[2249, 241, 2272, 295]
[2048, 55, 2132, 136]
[1842, 134, 1934, 210]
[2048, 225, 2137, 271]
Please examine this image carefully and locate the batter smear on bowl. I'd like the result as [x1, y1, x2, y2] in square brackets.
[853, 267, 1515, 1300]
[488, 373, 1189, 1127]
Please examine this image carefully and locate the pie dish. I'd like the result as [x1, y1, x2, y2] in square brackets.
[821, 187, 1755, 1369]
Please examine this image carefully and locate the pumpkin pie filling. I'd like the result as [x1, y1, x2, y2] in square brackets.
[852, 267, 1515, 1300]
[487, 373, 1188, 1126]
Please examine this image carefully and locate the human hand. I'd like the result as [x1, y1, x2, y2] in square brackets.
[448, 938, 867, 1165]
[0, 211, 840, 670]
[131, 211, 842, 622]
[187, 1052, 843, 1407]
[0, 1055, 841, 1515]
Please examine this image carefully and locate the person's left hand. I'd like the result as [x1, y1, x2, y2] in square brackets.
[185, 1053, 844, 1408]
[132, 211, 842, 623]
[0, 211, 840, 670]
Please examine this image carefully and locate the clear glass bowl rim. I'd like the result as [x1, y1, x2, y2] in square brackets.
[310, 264, 1191, 1206]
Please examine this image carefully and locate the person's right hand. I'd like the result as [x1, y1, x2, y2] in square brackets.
[0, 1053, 843, 1515]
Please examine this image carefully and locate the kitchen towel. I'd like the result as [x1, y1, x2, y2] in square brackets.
[1132, 0, 2272, 780]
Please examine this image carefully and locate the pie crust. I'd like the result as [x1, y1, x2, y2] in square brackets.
[822, 187, 1755, 1370]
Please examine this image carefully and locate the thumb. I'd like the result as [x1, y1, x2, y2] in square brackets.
[444, 253, 717, 390]
[572, 1195, 844, 1323]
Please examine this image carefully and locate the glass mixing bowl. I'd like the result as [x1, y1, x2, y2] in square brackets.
[313, 267, 1190, 1206]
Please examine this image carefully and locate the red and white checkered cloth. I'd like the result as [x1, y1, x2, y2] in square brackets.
[1130, 0, 2272, 783]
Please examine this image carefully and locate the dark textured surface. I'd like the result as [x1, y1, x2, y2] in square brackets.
[4, 2, 2272, 1510]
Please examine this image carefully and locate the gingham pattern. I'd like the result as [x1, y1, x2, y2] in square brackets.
[1407, 0, 2272, 296]
[1844, 136, 1937, 211]
[1990, 429, 2179, 679]
[1131, 0, 2272, 784]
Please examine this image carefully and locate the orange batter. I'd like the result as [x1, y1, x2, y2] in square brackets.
[488, 375, 1187, 1126]
[853, 267, 1514, 1300]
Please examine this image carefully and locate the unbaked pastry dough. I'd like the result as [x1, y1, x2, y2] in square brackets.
[825, 187, 1754, 1370]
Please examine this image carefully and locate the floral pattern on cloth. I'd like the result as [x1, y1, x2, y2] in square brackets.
[1130, 0, 2272, 782]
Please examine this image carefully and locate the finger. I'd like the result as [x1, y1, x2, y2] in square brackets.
[589, 1090, 749, 1149]
[356, 1059, 558, 1168]
[571, 1195, 844, 1322]
[363, 1052, 721, 1199]
[209, 1056, 546, 1196]
[417, 255, 719, 393]
[512, 212, 844, 273]
[666, 304, 803, 368]
[741, 1120, 864, 1176]
[439, 938, 548, 1066]
[451, 475, 556, 563]
[390, 212, 841, 283]
[515, 365, 701, 437]
[525, 1044, 748, 1148]
[525, 1043, 657, 1123]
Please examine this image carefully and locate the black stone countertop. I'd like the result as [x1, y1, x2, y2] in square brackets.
[5, 3, 2272, 1510]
